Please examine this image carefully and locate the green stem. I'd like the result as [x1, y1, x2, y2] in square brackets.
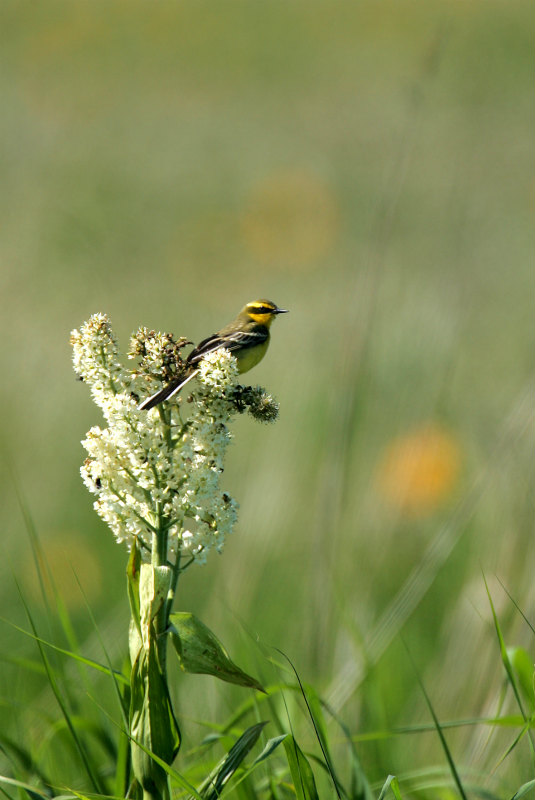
[150, 530, 160, 568]
[129, 528, 176, 798]
[166, 550, 181, 624]
[158, 405, 174, 451]
[151, 525, 169, 667]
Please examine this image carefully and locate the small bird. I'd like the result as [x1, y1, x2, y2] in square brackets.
[139, 299, 288, 410]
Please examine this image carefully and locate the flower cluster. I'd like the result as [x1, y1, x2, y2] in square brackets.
[128, 327, 191, 387]
[71, 314, 278, 565]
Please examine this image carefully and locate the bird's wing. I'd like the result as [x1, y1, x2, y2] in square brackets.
[186, 328, 268, 366]
[139, 329, 268, 410]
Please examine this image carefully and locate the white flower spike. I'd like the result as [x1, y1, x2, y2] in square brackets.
[71, 313, 278, 567]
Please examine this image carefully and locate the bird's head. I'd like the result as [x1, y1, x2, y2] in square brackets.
[242, 299, 289, 327]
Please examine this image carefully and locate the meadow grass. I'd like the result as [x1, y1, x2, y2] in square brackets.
[1, 516, 532, 798]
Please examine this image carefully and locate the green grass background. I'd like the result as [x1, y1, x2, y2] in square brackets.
[0, 1, 533, 796]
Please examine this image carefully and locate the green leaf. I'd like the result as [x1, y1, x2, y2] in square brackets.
[214, 733, 289, 797]
[198, 721, 268, 800]
[251, 734, 288, 766]
[139, 564, 171, 635]
[378, 775, 403, 800]
[0, 773, 51, 798]
[169, 612, 265, 692]
[484, 578, 530, 723]
[283, 736, 319, 800]
[507, 647, 535, 713]
[511, 779, 535, 799]
[129, 628, 181, 796]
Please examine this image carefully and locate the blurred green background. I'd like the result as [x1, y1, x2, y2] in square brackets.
[1, 0, 533, 795]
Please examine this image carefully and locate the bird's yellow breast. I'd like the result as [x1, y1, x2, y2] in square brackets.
[235, 338, 269, 373]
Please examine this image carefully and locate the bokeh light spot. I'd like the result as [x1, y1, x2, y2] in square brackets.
[375, 424, 461, 518]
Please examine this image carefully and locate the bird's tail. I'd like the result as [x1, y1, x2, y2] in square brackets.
[138, 370, 199, 411]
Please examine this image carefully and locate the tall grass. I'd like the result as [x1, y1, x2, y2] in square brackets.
[1, 465, 532, 797]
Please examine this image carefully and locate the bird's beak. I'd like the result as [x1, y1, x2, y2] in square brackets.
[274, 307, 289, 314]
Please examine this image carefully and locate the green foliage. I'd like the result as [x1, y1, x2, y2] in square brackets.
[169, 612, 264, 693]
[2, 491, 533, 798]
[377, 776, 403, 800]
[282, 736, 319, 800]
[198, 722, 268, 800]
[129, 632, 181, 798]
[511, 779, 535, 800]
[507, 648, 535, 715]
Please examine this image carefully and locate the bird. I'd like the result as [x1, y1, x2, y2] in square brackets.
[139, 299, 288, 410]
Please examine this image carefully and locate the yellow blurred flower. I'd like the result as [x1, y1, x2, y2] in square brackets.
[240, 169, 339, 268]
[375, 425, 461, 518]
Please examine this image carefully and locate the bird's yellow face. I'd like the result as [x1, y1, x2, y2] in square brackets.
[243, 299, 288, 327]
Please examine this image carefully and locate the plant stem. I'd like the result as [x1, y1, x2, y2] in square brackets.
[151, 527, 169, 667]
[167, 550, 181, 623]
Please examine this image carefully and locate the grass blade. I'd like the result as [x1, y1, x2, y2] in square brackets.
[483, 575, 535, 765]
[274, 649, 343, 798]
[0, 771, 54, 798]
[0, 615, 128, 685]
[282, 736, 319, 800]
[377, 775, 402, 800]
[15, 585, 103, 795]
[510, 779, 535, 799]
[197, 722, 268, 800]
[403, 638, 468, 800]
